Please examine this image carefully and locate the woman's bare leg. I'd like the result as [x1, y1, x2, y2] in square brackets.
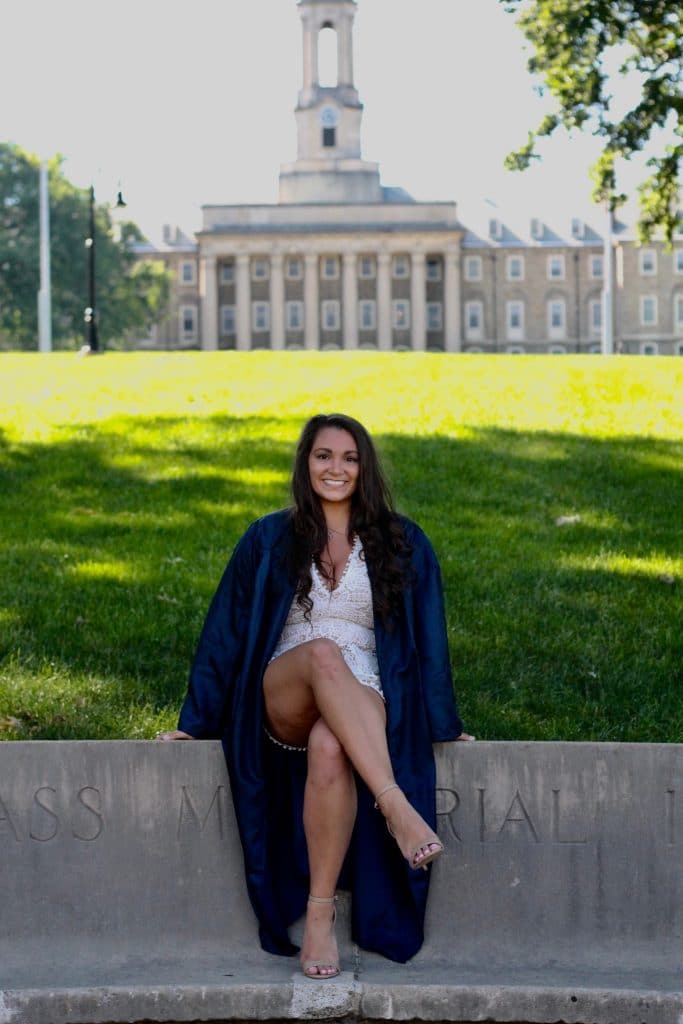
[299, 718, 356, 976]
[263, 638, 440, 868]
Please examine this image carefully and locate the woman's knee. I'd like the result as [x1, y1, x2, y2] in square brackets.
[306, 637, 344, 676]
[307, 719, 348, 777]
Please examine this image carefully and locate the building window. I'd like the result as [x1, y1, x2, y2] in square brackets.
[675, 294, 683, 329]
[359, 300, 376, 330]
[547, 298, 566, 338]
[426, 258, 442, 282]
[179, 305, 197, 341]
[640, 295, 658, 326]
[286, 300, 304, 331]
[464, 256, 482, 281]
[252, 258, 269, 282]
[589, 299, 602, 336]
[588, 344, 602, 354]
[392, 299, 411, 329]
[322, 126, 336, 148]
[426, 302, 443, 331]
[286, 257, 303, 280]
[180, 261, 196, 285]
[547, 255, 565, 280]
[392, 255, 409, 279]
[590, 255, 603, 279]
[549, 344, 567, 354]
[506, 345, 525, 354]
[675, 341, 683, 356]
[675, 249, 683, 274]
[465, 300, 483, 339]
[506, 300, 524, 341]
[639, 248, 657, 275]
[252, 301, 270, 332]
[359, 256, 376, 279]
[641, 341, 659, 355]
[321, 300, 341, 330]
[506, 255, 524, 281]
[220, 262, 235, 284]
[321, 256, 339, 280]
[220, 305, 236, 334]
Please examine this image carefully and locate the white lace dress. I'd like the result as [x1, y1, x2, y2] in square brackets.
[269, 534, 384, 699]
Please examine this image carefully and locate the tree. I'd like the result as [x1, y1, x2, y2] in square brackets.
[0, 143, 171, 350]
[501, 0, 683, 243]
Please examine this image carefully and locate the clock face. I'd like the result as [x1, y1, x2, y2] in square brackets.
[320, 105, 339, 128]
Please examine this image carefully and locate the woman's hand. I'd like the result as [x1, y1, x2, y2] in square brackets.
[455, 732, 476, 742]
[155, 730, 195, 741]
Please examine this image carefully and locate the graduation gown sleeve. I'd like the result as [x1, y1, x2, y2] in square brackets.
[408, 523, 464, 742]
[178, 522, 259, 739]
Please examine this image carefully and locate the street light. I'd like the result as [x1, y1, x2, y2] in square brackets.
[83, 184, 127, 353]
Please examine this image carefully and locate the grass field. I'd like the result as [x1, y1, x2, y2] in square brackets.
[0, 351, 681, 742]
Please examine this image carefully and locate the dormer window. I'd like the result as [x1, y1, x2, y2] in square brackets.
[323, 127, 336, 148]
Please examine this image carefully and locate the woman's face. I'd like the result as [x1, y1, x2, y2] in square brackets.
[308, 427, 360, 506]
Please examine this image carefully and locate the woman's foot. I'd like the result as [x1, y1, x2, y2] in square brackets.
[301, 895, 340, 979]
[375, 784, 443, 870]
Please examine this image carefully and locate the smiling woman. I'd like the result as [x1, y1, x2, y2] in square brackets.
[158, 412, 472, 976]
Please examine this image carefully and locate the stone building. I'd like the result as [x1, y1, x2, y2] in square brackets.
[135, 0, 683, 357]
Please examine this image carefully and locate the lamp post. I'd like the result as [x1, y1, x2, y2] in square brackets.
[83, 184, 127, 353]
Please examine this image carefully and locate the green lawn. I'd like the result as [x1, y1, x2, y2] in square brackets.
[1, 351, 681, 742]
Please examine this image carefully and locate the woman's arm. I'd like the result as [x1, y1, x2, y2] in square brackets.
[410, 526, 467, 742]
[174, 523, 259, 739]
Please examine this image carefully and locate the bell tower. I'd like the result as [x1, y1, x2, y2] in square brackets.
[279, 0, 382, 203]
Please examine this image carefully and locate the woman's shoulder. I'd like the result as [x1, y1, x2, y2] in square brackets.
[241, 508, 293, 548]
[392, 514, 440, 570]
[393, 513, 430, 547]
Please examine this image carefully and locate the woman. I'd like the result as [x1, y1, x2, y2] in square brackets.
[158, 413, 472, 977]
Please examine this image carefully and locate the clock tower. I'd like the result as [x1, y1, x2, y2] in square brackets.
[279, 0, 382, 203]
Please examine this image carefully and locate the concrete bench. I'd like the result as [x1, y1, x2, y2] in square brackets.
[1, 740, 681, 1024]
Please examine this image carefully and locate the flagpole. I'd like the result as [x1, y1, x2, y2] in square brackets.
[38, 161, 52, 353]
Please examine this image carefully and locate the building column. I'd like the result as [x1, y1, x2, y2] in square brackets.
[338, 10, 354, 85]
[200, 254, 218, 351]
[304, 250, 319, 350]
[411, 251, 427, 351]
[342, 251, 358, 350]
[302, 14, 318, 90]
[377, 250, 392, 351]
[236, 253, 251, 351]
[270, 251, 285, 350]
[444, 247, 461, 352]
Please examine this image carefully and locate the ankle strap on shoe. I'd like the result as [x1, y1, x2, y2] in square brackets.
[374, 782, 400, 809]
[308, 894, 337, 904]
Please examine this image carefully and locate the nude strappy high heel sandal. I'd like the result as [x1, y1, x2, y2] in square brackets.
[374, 782, 444, 871]
[301, 895, 340, 980]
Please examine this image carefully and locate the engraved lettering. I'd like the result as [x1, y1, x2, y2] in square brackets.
[0, 793, 21, 841]
[477, 787, 486, 843]
[436, 787, 461, 842]
[72, 787, 103, 842]
[551, 789, 587, 845]
[30, 787, 59, 842]
[665, 789, 675, 846]
[177, 786, 225, 838]
[497, 790, 540, 842]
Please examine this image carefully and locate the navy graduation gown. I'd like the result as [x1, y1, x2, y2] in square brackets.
[178, 508, 463, 963]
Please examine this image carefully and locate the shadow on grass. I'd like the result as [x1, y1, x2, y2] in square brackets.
[0, 416, 681, 741]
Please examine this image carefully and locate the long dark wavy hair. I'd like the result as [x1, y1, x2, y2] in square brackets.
[289, 413, 412, 627]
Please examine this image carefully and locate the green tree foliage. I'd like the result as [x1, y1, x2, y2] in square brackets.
[0, 143, 171, 350]
[501, 0, 682, 243]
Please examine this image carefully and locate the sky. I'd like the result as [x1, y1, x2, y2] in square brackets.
[2, 0, 652, 242]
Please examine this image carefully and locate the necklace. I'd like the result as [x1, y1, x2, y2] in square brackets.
[327, 525, 349, 540]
